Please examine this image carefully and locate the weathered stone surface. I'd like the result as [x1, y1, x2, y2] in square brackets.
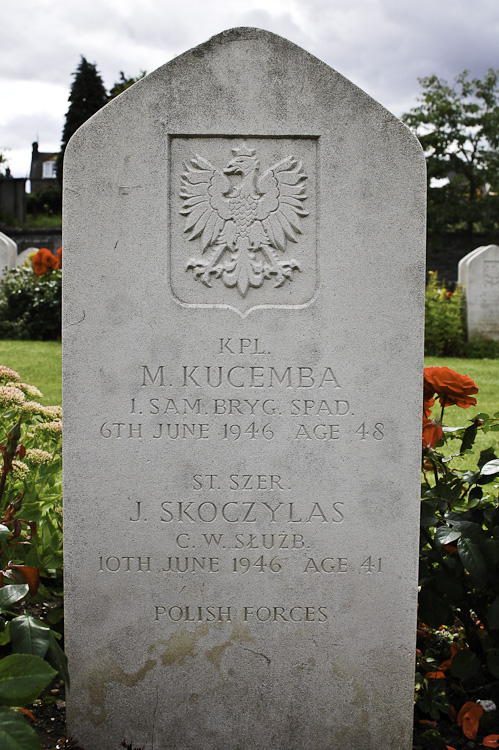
[459, 245, 499, 340]
[63, 28, 426, 750]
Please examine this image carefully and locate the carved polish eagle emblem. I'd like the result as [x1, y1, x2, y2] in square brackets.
[180, 143, 308, 297]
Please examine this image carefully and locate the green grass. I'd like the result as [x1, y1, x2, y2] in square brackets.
[0, 340, 62, 405]
[23, 214, 62, 229]
[424, 356, 499, 465]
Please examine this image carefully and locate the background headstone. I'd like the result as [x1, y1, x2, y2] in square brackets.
[0, 231, 17, 276]
[458, 244, 499, 340]
[15, 246, 38, 267]
[63, 28, 426, 750]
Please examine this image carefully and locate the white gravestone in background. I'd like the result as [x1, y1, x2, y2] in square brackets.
[0, 231, 16, 276]
[63, 28, 426, 750]
[458, 245, 499, 340]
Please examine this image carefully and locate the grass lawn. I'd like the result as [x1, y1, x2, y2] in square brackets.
[0, 340, 62, 405]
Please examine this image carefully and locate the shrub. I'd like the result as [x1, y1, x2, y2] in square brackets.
[416, 365, 499, 745]
[0, 251, 61, 340]
[26, 187, 62, 217]
[463, 337, 499, 359]
[425, 272, 466, 356]
[0, 365, 65, 749]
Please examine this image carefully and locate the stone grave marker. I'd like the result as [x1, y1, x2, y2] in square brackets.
[63, 27, 426, 750]
[0, 231, 16, 276]
[458, 244, 499, 340]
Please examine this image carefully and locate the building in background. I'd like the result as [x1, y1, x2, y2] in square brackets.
[29, 142, 58, 193]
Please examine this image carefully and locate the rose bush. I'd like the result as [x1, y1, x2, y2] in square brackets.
[0, 250, 61, 339]
[416, 366, 499, 747]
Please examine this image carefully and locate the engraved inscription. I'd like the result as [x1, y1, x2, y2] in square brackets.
[484, 260, 499, 286]
[181, 143, 308, 297]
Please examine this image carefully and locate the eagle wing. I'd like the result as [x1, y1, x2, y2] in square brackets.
[180, 156, 232, 251]
[256, 156, 308, 252]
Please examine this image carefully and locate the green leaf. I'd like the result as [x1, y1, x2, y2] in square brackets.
[460, 421, 478, 453]
[0, 704, 41, 750]
[0, 623, 10, 647]
[457, 537, 488, 579]
[10, 616, 50, 659]
[480, 459, 499, 476]
[0, 585, 29, 612]
[0, 526, 11, 545]
[468, 486, 483, 503]
[487, 649, 499, 679]
[420, 501, 438, 527]
[446, 517, 483, 541]
[487, 597, 499, 630]
[435, 527, 461, 545]
[450, 647, 480, 679]
[0, 654, 56, 706]
[47, 632, 69, 687]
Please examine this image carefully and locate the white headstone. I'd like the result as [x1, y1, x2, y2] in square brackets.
[16, 247, 38, 267]
[63, 28, 426, 750]
[0, 231, 17, 276]
[458, 244, 499, 339]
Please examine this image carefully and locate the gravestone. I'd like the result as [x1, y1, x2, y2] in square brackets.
[0, 231, 16, 276]
[458, 245, 499, 339]
[63, 28, 426, 750]
[16, 246, 38, 267]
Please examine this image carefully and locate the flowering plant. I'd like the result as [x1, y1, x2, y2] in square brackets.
[416, 366, 499, 746]
[0, 365, 65, 749]
[32, 247, 61, 276]
[0, 254, 61, 339]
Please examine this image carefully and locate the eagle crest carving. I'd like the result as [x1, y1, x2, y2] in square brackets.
[180, 143, 308, 297]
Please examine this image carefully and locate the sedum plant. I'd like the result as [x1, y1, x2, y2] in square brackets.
[0, 365, 65, 749]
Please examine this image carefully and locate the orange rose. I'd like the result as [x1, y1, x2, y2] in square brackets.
[424, 366, 478, 409]
[56, 246, 62, 269]
[422, 417, 443, 449]
[32, 248, 58, 275]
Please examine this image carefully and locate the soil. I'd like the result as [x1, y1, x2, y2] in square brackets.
[29, 698, 499, 750]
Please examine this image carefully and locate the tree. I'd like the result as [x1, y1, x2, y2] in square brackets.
[108, 70, 146, 101]
[0, 151, 7, 177]
[403, 69, 499, 237]
[56, 57, 108, 183]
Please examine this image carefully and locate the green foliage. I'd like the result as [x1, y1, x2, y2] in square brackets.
[0, 377, 63, 581]
[0, 703, 42, 750]
[425, 272, 466, 356]
[0, 152, 7, 178]
[108, 70, 146, 100]
[0, 367, 64, 748]
[463, 337, 499, 359]
[57, 56, 108, 183]
[26, 187, 62, 218]
[403, 69, 499, 236]
[417, 367, 499, 728]
[0, 265, 61, 340]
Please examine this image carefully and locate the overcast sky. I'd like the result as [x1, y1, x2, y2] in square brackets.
[2, 0, 499, 180]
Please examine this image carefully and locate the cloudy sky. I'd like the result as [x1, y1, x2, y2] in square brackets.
[2, 0, 499, 180]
